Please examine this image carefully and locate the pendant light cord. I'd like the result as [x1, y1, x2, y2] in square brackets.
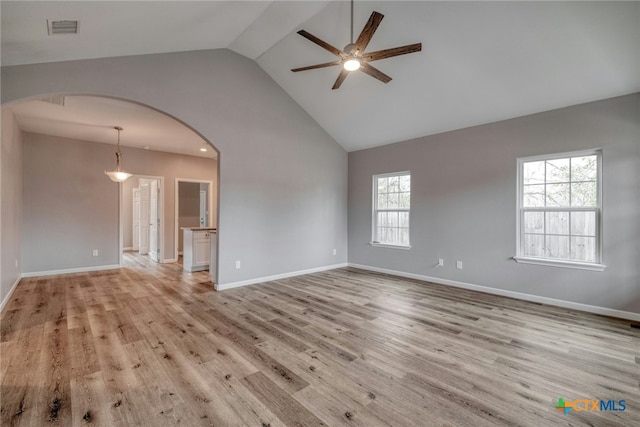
[114, 126, 123, 170]
[115, 126, 123, 154]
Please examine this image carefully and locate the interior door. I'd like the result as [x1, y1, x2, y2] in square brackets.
[199, 190, 207, 227]
[139, 183, 150, 255]
[149, 180, 160, 262]
[132, 188, 140, 250]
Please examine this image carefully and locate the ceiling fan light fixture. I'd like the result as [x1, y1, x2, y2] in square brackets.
[291, 1, 421, 89]
[344, 58, 361, 71]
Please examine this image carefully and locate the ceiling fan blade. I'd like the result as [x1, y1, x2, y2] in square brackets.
[297, 30, 345, 58]
[362, 43, 422, 62]
[360, 63, 392, 84]
[292, 60, 342, 72]
[354, 11, 384, 53]
[332, 69, 349, 90]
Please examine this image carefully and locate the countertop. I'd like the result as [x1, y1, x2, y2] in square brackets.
[181, 227, 217, 232]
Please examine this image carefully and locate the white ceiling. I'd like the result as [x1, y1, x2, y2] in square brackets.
[10, 96, 217, 158]
[2, 1, 639, 153]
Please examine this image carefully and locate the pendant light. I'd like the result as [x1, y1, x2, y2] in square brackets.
[105, 126, 132, 183]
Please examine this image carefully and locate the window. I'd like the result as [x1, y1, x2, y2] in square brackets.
[516, 150, 604, 270]
[372, 171, 411, 248]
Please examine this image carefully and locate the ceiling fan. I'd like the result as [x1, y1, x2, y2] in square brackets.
[291, 1, 422, 89]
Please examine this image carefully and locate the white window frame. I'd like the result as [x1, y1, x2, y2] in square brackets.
[514, 149, 605, 271]
[371, 171, 411, 250]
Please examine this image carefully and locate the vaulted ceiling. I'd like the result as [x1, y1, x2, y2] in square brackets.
[2, 1, 639, 153]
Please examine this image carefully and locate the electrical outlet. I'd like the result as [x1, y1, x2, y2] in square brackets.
[92, 250, 99, 257]
[235, 260, 241, 269]
[333, 249, 337, 255]
[456, 261, 463, 270]
[437, 258, 444, 267]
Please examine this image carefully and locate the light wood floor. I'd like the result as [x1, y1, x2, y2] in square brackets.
[1, 253, 639, 426]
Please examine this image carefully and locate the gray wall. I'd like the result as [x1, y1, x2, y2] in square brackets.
[1, 109, 23, 307]
[349, 94, 640, 314]
[2, 49, 348, 284]
[21, 132, 219, 272]
[22, 133, 120, 272]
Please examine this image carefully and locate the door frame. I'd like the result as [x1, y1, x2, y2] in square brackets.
[148, 179, 160, 262]
[119, 174, 165, 265]
[132, 187, 141, 251]
[174, 178, 214, 261]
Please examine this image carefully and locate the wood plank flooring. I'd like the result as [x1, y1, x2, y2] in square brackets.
[1, 253, 639, 426]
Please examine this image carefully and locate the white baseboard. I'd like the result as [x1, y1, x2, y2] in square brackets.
[217, 263, 348, 291]
[348, 263, 640, 322]
[21, 264, 121, 278]
[162, 258, 178, 264]
[123, 246, 134, 251]
[0, 276, 22, 313]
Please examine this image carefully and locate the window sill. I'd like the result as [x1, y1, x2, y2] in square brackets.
[369, 242, 411, 250]
[513, 256, 606, 271]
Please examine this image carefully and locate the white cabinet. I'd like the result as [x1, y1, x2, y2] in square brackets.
[183, 229, 213, 272]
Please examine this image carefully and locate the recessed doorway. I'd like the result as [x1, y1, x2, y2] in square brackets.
[121, 175, 164, 265]
[175, 178, 215, 257]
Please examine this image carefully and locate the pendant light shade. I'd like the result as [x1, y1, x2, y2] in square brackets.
[105, 126, 132, 183]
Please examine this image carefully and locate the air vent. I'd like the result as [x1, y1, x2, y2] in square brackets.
[47, 20, 79, 35]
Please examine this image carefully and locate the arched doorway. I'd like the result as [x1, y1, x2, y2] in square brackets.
[2, 94, 220, 283]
